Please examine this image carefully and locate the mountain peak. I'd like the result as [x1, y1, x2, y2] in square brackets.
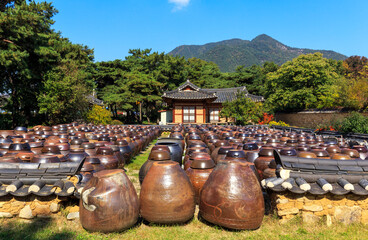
[169, 35, 347, 72]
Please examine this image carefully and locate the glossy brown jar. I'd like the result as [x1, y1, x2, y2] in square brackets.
[85, 157, 105, 172]
[214, 146, 234, 164]
[326, 145, 341, 155]
[139, 150, 172, 185]
[341, 149, 360, 159]
[254, 147, 274, 180]
[280, 147, 297, 156]
[140, 161, 195, 224]
[31, 155, 60, 163]
[186, 156, 215, 204]
[80, 169, 139, 233]
[79, 162, 95, 184]
[352, 145, 368, 160]
[297, 151, 317, 158]
[81, 142, 97, 156]
[183, 147, 207, 167]
[95, 147, 119, 169]
[210, 140, 229, 160]
[199, 160, 264, 230]
[311, 149, 330, 159]
[67, 148, 89, 163]
[331, 153, 351, 160]
[184, 152, 211, 171]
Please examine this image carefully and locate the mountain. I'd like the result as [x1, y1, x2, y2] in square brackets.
[169, 34, 347, 72]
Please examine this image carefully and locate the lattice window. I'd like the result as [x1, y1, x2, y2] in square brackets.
[183, 106, 195, 123]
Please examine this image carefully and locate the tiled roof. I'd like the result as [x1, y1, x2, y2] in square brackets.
[162, 80, 264, 103]
[0, 161, 84, 198]
[263, 150, 368, 196]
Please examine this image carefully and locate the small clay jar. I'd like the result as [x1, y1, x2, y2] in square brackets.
[184, 147, 208, 168]
[199, 160, 264, 230]
[140, 161, 195, 224]
[352, 145, 368, 160]
[79, 162, 95, 184]
[326, 145, 341, 155]
[81, 142, 97, 156]
[254, 147, 274, 180]
[67, 148, 89, 163]
[210, 140, 229, 160]
[280, 147, 297, 156]
[297, 151, 317, 158]
[85, 157, 105, 172]
[139, 150, 172, 185]
[95, 147, 119, 169]
[184, 152, 212, 171]
[186, 156, 215, 204]
[311, 149, 330, 159]
[214, 146, 234, 164]
[331, 153, 351, 160]
[31, 155, 60, 163]
[341, 149, 360, 159]
[80, 169, 139, 233]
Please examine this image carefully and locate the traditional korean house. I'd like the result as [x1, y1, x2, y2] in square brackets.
[160, 80, 264, 124]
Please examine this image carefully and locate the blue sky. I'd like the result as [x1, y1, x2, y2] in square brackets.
[45, 0, 368, 62]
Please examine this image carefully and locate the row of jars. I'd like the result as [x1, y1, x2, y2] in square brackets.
[0, 124, 161, 184]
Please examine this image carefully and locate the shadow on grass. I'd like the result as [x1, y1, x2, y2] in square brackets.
[0, 218, 74, 240]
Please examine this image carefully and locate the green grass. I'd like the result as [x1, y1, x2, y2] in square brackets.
[0, 213, 367, 240]
[125, 139, 158, 171]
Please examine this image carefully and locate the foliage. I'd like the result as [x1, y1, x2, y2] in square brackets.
[258, 113, 274, 125]
[38, 39, 94, 124]
[332, 112, 368, 134]
[0, 1, 59, 126]
[110, 119, 123, 125]
[220, 92, 264, 125]
[264, 53, 343, 111]
[86, 105, 112, 125]
[268, 120, 290, 127]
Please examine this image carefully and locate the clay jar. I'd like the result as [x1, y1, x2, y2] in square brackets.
[199, 160, 264, 230]
[254, 147, 274, 180]
[186, 156, 215, 204]
[210, 140, 229, 160]
[352, 145, 368, 160]
[116, 140, 133, 164]
[85, 157, 105, 172]
[140, 161, 195, 224]
[155, 142, 182, 166]
[184, 152, 212, 171]
[139, 150, 171, 185]
[95, 147, 119, 169]
[214, 146, 234, 164]
[80, 169, 139, 233]
[67, 148, 88, 163]
[184, 147, 208, 169]
[79, 162, 96, 184]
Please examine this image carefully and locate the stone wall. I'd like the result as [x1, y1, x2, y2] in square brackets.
[274, 111, 368, 129]
[0, 196, 79, 220]
[271, 192, 368, 225]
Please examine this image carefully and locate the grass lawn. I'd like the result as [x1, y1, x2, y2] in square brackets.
[1, 134, 368, 239]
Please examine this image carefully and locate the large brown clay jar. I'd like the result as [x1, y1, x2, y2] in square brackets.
[95, 147, 119, 169]
[79, 169, 139, 233]
[186, 156, 215, 204]
[140, 161, 195, 224]
[199, 160, 264, 230]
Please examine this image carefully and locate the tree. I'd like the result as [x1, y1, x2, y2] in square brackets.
[220, 92, 264, 125]
[264, 53, 342, 111]
[0, 1, 59, 126]
[37, 38, 95, 124]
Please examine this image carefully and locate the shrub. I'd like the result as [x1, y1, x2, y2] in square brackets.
[258, 113, 274, 125]
[333, 112, 368, 134]
[110, 119, 123, 125]
[86, 105, 112, 125]
[268, 120, 290, 127]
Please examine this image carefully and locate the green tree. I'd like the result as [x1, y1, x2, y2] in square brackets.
[0, 1, 59, 126]
[38, 38, 95, 124]
[264, 53, 342, 111]
[220, 92, 264, 125]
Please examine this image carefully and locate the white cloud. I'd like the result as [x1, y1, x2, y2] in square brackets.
[169, 0, 190, 11]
